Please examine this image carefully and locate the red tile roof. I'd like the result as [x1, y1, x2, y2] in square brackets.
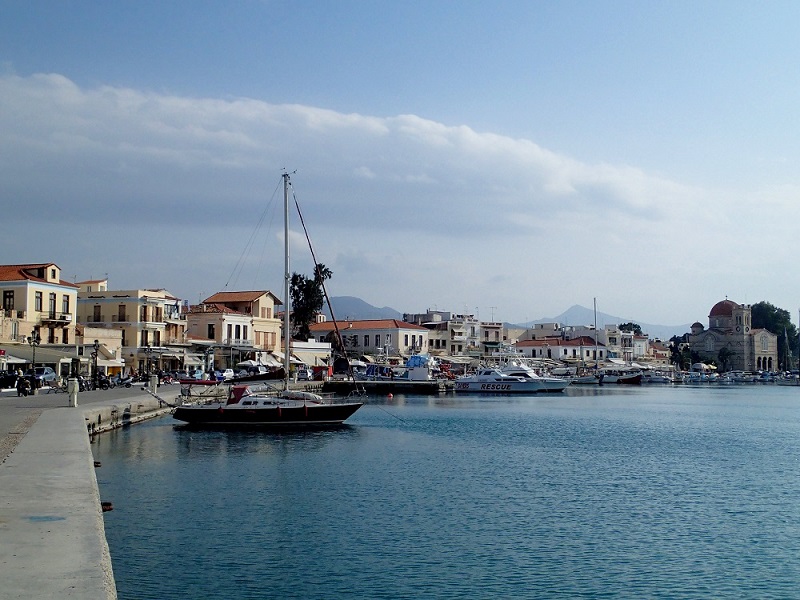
[516, 336, 605, 347]
[187, 303, 249, 316]
[203, 290, 280, 304]
[310, 319, 428, 332]
[0, 263, 78, 288]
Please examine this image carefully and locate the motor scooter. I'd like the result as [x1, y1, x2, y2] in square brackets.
[114, 375, 133, 388]
[16, 377, 31, 397]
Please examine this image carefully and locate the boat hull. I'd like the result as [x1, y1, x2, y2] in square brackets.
[454, 380, 569, 394]
[173, 401, 363, 427]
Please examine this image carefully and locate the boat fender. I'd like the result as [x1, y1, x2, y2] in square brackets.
[304, 405, 308, 417]
[218, 407, 224, 413]
[277, 406, 281, 417]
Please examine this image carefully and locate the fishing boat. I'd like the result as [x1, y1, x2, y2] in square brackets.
[173, 173, 364, 427]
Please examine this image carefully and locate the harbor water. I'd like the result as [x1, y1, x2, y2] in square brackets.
[94, 385, 800, 599]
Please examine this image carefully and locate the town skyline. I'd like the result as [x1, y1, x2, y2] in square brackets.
[3, 3, 800, 325]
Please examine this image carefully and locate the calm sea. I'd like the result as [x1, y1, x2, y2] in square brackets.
[94, 385, 800, 599]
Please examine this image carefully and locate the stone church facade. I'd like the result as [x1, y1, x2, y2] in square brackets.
[688, 299, 778, 372]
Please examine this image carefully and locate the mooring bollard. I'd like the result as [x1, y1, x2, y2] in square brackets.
[67, 377, 79, 407]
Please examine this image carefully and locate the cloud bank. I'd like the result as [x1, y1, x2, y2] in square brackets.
[1, 72, 797, 325]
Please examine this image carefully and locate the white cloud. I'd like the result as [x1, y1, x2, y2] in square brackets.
[1, 72, 798, 325]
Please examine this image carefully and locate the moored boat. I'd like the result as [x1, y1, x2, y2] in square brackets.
[172, 173, 363, 427]
[454, 365, 570, 394]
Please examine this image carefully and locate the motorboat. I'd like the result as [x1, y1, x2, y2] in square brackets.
[454, 365, 570, 394]
[597, 368, 643, 385]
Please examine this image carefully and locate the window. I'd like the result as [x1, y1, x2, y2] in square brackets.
[243, 326, 248, 341]
[375, 335, 380, 347]
[2, 291, 13, 311]
[364, 335, 369, 347]
[35, 292, 42, 311]
[761, 335, 769, 352]
[141, 330, 149, 346]
[705, 337, 715, 352]
[50, 268, 56, 279]
[118, 305, 126, 321]
[63, 329, 69, 344]
[49, 293, 56, 317]
[404, 334, 409, 346]
[93, 304, 101, 322]
[208, 324, 215, 339]
[62, 295, 69, 314]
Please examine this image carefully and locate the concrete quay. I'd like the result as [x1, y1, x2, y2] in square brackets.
[0, 384, 174, 599]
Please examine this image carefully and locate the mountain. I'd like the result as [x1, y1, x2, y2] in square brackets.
[323, 296, 402, 321]
[523, 304, 691, 341]
[323, 298, 691, 340]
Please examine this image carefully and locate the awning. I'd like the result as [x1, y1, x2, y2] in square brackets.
[0, 344, 79, 365]
[292, 351, 330, 367]
[0, 353, 26, 364]
[183, 353, 205, 366]
[97, 358, 125, 367]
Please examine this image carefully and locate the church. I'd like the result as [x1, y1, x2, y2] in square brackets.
[688, 299, 778, 372]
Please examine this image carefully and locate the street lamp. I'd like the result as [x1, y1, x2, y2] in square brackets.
[28, 332, 40, 391]
[92, 339, 99, 391]
[144, 344, 152, 375]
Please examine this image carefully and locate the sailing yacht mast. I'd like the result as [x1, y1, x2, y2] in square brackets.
[283, 172, 291, 391]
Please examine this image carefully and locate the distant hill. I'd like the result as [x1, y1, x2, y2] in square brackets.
[323, 298, 691, 340]
[522, 304, 691, 341]
[323, 296, 402, 321]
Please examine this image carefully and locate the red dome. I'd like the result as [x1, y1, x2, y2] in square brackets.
[709, 299, 737, 317]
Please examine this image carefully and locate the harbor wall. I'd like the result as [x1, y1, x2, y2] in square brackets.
[0, 393, 169, 599]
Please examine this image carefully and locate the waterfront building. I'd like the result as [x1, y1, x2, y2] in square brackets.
[0, 263, 78, 345]
[186, 291, 283, 369]
[402, 309, 481, 356]
[309, 319, 429, 360]
[76, 280, 192, 374]
[514, 336, 607, 364]
[688, 299, 778, 372]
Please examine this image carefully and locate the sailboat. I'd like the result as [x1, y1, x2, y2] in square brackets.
[173, 173, 364, 427]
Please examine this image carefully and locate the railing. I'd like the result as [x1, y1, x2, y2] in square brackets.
[222, 338, 254, 346]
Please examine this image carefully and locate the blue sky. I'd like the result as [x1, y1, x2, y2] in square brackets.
[2, 1, 800, 328]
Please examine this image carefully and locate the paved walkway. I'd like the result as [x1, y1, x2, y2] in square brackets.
[0, 384, 175, 599]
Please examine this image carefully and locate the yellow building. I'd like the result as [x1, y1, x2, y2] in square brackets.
[76, 280, 191, 374]
[0, 263, 78, 345]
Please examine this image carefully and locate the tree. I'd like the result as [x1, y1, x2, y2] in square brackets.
[751, 301, 798, 369]
[618, 322, 642, 335]
[717, 347, 735, 372]
[289, 264, 332, 341]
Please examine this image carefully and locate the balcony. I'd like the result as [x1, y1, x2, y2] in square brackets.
[42, 313, 72, 324]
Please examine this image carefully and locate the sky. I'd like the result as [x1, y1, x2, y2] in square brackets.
[2, 1, 800, 328]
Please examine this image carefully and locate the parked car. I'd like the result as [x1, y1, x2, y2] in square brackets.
[296, 368, 312, 381]
[0, 370, 20, 389]
[221, 368, 234, 380]
[27, 366, 57, 384]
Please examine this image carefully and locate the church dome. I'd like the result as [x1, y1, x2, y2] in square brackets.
[709, 299, 738, 317]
